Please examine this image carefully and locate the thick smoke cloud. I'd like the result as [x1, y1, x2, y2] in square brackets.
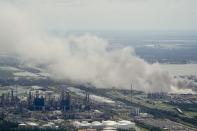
[0, 3, 194, 93]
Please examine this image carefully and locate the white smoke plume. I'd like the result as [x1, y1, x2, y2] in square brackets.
[0, 3, 194, 93]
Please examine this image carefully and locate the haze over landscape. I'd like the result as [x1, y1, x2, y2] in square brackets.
[2, 0, 197, 31]
[1, 0, 197, 93]
[0, 0, 197, 131]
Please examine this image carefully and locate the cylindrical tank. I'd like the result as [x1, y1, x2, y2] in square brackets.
[117, 120, 135, 129]
[102, 120, 117, 128]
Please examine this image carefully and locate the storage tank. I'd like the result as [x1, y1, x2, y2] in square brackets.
[91, 121, 103, 128]
[26, 122, 38, 128]
[72, 121, 81, 128]
[42, 122, 55, 129]
[102, 127, 117, 131]
[117, 120, 135, 129]
[80, 121, 91, 128]
[18, 123, 27, 128]
[102, 120, 117, 128]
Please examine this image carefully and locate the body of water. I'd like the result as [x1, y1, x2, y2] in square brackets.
[161, 64, 197, 76]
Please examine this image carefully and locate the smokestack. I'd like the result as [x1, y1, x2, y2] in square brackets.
[84, 91, 90, 110]
[130, 83, 133, 105]
[11, 89, 14, 101]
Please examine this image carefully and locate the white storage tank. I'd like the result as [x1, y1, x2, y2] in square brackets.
[80, 121, 91, 128]
[102, 127, 117, 131]
[91, 121, 103, 128]
[72, 121, 81, 128]
[102, 120, 117, 128]
[26, 122, 38, 128]
[18, 123, 27, 128]
[117, 120, 135, 130]
[42, 122, 55, 129]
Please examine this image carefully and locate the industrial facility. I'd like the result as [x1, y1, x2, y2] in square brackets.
[0, 85, 138, 130]
[0, 84, 196, 131]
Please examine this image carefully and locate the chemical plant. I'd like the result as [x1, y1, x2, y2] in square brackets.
[0, 85, 138, 131]
[0, 83, 196, 131]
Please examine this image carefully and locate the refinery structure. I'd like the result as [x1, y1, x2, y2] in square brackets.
[0, 85, 138, 130]
[0, 83, 196, 131]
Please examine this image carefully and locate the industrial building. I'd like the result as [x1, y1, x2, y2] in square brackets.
[0, 86, 94, 119]
[0, 85, 139, 130]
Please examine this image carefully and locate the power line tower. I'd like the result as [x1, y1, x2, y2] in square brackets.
[130, 83, 133, 105]
[15, 85, 18, 98]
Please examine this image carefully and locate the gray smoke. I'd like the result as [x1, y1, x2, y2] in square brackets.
[0, 3, 194, 94]
[173, 76, 197, 93]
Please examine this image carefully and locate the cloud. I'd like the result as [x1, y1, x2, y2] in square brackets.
[0, 1, 195, 94]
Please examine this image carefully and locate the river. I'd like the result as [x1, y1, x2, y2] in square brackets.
[161, 64, 197, 76]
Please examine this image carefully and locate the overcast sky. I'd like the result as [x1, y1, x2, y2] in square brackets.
[2, 0, 197, 31]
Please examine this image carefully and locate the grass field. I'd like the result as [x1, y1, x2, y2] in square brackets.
[185, 111, 197, 118]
